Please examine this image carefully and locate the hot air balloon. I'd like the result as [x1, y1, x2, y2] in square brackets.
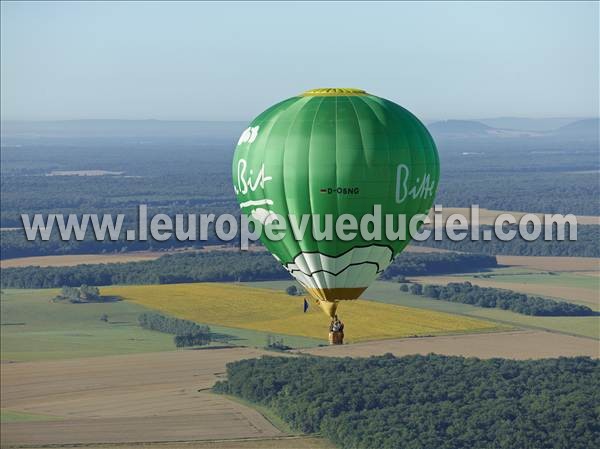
[232, 88, 440, 343]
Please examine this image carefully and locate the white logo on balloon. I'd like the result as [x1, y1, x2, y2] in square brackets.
[234, 155, 276, 225]
[395, 164, 436, 204]
[237, 126, 260, 145]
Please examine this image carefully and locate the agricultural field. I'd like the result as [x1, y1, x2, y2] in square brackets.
[1, 348, 292, 445]
[0, 289, 174, 362]
[366, 282, 599, 339]
[105, 283, 504, 343]
[250, 280, 600, 340]
[297, 330, 599, 359]
[404, 252, 599, 313]
[409, 270, 599, 310]
[0, 409, 61, 423]
[0, 251, 167, 268]
[0, 289, 321, 362]
[0, 245, 264, 268]
[2, 271, 597, 448]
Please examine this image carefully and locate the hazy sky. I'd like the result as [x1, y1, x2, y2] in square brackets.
[1, 1, 598, 121]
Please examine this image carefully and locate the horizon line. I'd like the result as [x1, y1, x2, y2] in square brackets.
[2, 116, 598, 123]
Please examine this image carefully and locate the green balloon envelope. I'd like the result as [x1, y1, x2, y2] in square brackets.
[232, 88, 439, 314]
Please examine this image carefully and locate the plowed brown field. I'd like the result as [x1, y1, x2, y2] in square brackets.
[1, 348, 284, 446]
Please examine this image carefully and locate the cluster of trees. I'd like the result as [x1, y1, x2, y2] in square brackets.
[54, 285, 101, 303]
[138, 312, 211, 348]
[410, 281, 594, 316]
[380, 251, 497, 279]
[0, 251, 286, 288]
[214, 354, 600, 449]
[138, 312, 210, 335]
[285, 285, 305, 296]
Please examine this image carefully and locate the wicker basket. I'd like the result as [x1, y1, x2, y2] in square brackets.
[328, 331, 344, 345]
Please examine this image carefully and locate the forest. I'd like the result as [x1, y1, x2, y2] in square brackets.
[213, 354, 600, 449]
[1, 222, 597, 259]
[414, 224, 600, 257]
[3, 133, 599, 230]
[381, 251, 496, 279]
[1, 250, 494, 288]
[0, 251, 284, 288]
[1, 128, 598, 259]
[412, 281, 594, 316]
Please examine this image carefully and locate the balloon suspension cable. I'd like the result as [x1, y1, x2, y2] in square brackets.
[316, 299, 338, 318]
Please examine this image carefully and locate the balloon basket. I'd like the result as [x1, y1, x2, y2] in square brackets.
[329, 330, 344, 345]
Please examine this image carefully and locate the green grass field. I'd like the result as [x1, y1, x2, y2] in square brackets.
[0, 289, 322, 362]
[1, 289, 174, 361]
[249, 280, 600, 340]
[0, 409, 62, 423]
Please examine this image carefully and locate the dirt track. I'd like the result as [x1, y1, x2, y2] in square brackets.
[0, 246, 262, 268]
[0, 251, 167, 268]
[1, 348, 284, 446]
[495, 255, 600, 272]
[297, 330, 600, 359]
[7, 437, 336, 449]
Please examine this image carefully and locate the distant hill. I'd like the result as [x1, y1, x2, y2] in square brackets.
[554, 118, 599, 137]
[3, 117, 597, 142]
[426, 120, 493, 136]
[478, 117, 585, 132]
[424, 120, 537, 138]
[427, 118, 599, 140]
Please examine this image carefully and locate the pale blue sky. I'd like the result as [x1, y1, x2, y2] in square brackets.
[1, 1, 598, 120]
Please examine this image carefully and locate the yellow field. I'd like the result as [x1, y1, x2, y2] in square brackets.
[104, 283, 502, 342]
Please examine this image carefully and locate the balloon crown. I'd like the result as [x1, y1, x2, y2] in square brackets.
[301, 88, 367, 96]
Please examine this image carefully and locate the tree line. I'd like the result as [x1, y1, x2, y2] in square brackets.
[0, 251, 285, 288]
[407, 281, 594, 316]
[380, 251, 497, 280]
[1, 250, 499, 289]
[138, 312, 211, 348]
[214, 354, 600, 449]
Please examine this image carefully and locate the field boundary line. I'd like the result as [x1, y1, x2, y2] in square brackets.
[0, 435, 318, 449]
